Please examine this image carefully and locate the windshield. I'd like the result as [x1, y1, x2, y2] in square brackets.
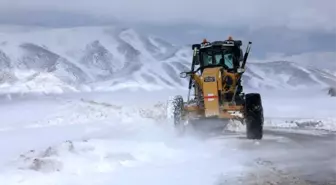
[201, 48, 234, 69]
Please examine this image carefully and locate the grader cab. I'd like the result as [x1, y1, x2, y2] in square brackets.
[171, 37, 264, 140]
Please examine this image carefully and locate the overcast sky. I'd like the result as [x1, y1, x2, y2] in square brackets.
[0, 0, 335, 57]
[1, 0, 335, 33]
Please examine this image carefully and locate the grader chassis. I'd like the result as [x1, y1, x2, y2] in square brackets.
[171, 38, 264, 140]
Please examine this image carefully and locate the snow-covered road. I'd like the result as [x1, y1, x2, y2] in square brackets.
[0, 90, 335, 185]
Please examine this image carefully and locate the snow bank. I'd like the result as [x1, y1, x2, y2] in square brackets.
[0, 93, 252, 185]
[0, 88, 335, 185]
[265, 118, 336, 132]
[257, 88, 336, 132]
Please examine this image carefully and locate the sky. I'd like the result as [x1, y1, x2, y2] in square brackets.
[1, 0, 335, 32]
[0, 0, 335, 58]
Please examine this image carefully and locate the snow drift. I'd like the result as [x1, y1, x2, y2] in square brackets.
[0, 93, 253, 185]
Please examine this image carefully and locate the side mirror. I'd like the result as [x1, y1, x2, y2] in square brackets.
[180, 72, 188, 78]
[180, 71, 194, 78]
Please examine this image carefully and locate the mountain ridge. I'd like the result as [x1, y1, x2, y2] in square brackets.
[0, 25, 335, 94]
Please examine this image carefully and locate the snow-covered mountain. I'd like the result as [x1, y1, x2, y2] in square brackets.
[0, 25, 335, 93]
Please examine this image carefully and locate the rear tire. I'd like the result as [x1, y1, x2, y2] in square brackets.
[245, 93, 264, 140]
[172, 95, 186, 136]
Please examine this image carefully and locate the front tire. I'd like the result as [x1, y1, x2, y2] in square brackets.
[172, 95, 186, 136]
[245, 93, 264, 140]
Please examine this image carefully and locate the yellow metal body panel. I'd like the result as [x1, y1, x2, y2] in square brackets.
[201, 68, 221, 117]
[183, 67, 245, 120]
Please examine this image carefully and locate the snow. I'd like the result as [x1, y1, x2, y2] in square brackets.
[0, 25, 335, 94]
[0, 90, 247, 185]
[0, 70, 80, 94]
[0, 88, 335, 185]
[255, 89, 336, 131]
[0, 24, 335, 184]
[0, 25, 189, 93]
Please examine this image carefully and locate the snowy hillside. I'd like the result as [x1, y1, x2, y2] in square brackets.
[0, 25, 335, 93]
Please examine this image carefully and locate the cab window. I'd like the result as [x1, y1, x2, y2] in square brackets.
[201, 50, 234, 69]
[223, 53, 233, 69]
[202, 53, 213, 66]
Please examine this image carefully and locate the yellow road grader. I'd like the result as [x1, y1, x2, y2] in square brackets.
[171, 37, 264, 139]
